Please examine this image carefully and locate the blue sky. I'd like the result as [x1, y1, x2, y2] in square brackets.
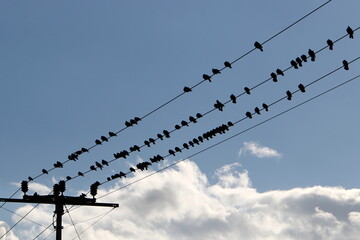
[0, 1, 360, 239]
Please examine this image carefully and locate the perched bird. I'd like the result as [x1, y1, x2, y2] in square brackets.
[198, 136, 204, 142]
[66, 176, 72, 181]
[109, 131, 117, 137]
[193, 139, 199, 145]
[244, 87, 251, 95]
[276, 69, 284, 76]
[214, 100, 224, 111]
[168, 149, 176, 156]
[149, 138, 156, 145]
[343, 60, 349, 70]
[286, 90, 292, 100]
[90, 165, 97, 171]
[54, 162, 63, 168]
[212, 68, 221, 75]
[188, 141, 195, 147]
[144, 140, 151, 147]
[189, 116, 197, 123]
[196, 113, 203, 118]
[308, 49, 316, 61]
[183, 86, 192, 93]
[290, 60, 298, 69]
[230, 94, 237, 103]
[246, 112, 252, 119]
[301, 54, 308, 62]
[28, 176, 34, 181]
[134, 117, 141, 123]
[203, 74, 211, 82]
[227, 121, 234, 127]
[95, 139, 102, 145]
[262, 103, 269, 111]
[130, 119, 137, 125]
[181, 120, 189, 127]
[101, 160, 109, 166]
[101, 136, 108, 142]
[132, 145, 141, 152]
[254, 107, 261, 115]
[254, 41, 263, 51]
[107, 177, 111, 181]
[327, 39, 334, 50]
[42, 169, 48, 174]
[270, 72, 278, 82]
[295, 57, 303, 67]
[78, 171, 84, 177]
[224, 61, 232, 68]
[175, 147, 182, 153]
[95, 161, 103, 170]
[157, 133, 164, 140]
[298, 84, 306, 93]
[119, 172, 126, 178]
[130, 167, 136, 173]
[183, 143, 189, 149]
[347, 26, 354, 39]
[175, 124, 181, 130]
[125, 121, 132, 127]
[163, 130, 170, 138]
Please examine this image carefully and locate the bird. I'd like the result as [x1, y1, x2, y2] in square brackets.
[149, 138, 156, 145]
[90, 165, 97, 171]
[308, 49, 316, 61]
[78, 171, 84, 177]
[107, 177, 111, 181]
[168, 149, 176, 156]
[203, 74, 211, 82]
[198, 136, 204, 142]
[157, 133, 164, 140]
[212, 68, 221, 75]
[130, 167, 136, 173]
[254, 41, 263, 51]
[183, 86, 192, 93]
[224, 61, 232, 68]
[276, 69, 284, 76]
[175, 147, 182, 153]
[196, 113, 203, 118]
[95, 161, 103, 170]
[130, 119, 137, 125]
[290, 60, 298, 69]
[175, 124, 181, 130]
[298, 84, 306, 93]
[181, 120, 189, 127]
[189, 116, 197, 123]
[254, 107, 261, 115]
[230, 94, 237, 103]
[301, 54, 308, 62]
[227, 121, 234, 127]
[81, 147, 88, 153]
[101, 136, 108, 142]
[286, 90, 292, 100]
[119, 172, 126, 178]
[295, 57, 303, 67]
[246, 112, 252, 119]
[262, 103, 269, 111]
[343, 60, 349, 70]
[188, 141, 195, 147]
[347, 26, 354, 39]
[193, 139, 199, 145]
[144, 140, 151, 147]
[66, 176, 72, 181]
[270, 72, 277, 82]
[125, 121, 132, 127]
[109, 131, 117, 137]
[214, 100, 224, 111]
[95, 139, 102, 145]
[28, 176, 34, 181]
[327, 39, 334, 50]
[163, 130, 170, 138]
[183, 143, 189, 149]
[133, 145, 140, 152]
[42, 169, 48, 174]
[134, 117, 141, 123]
[101, 160, 109, 166]
[54, 161, 63, 168]
[244, 87, 251, 95]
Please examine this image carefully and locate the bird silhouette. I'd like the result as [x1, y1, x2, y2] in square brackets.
[214, 100, 224, 111]
[175, 147, 182, 153]
[157, 133, 164, 140]
[119, 172, 126, 178]
[42, 169, 48, 174]
[28, 176, 34, 181]
[198, 136, 204, 142]
[203, 74, 211, 82]
[193, 138, 200, 145]
[66, 176, 72, 181]
[246, 112, 252, 119]
[163, 130, 170, 138]
[90, 165, 96, 171]
[54, 162, 63, 168]
[125, 121, 132, 127]
[189, 116, 197, 123]
[262, 103, 269, 111]
[212, 68, 221, 75]
[81, 147, 88, 153]
[109, 131, 117, 137]
[230, 94, 237, 103]
[130, 167, 136, 173]
[343, 60, 349, 70]
[168, 149, 176, 156]
[295, 57, 303, 67]
[298, 84, 306, 93]
[95, 139, 102, 145]
[134, 117, 141, 123]
[196, 113, 203, 118]
[254, 41, 263, 51]
[290, 60, 298, 69]
[301, 54, 307, 62]
[95, 162, 103, 170]
[276, 69, 284, 76]
[308, 49, 316, 61]
[149, 138, 156, 145]
[175, 124, 181, 130]
[244, 87, 251, 95]
[183, 143, 189, 149]
[227, 121, 234, 127]
[270, 72, 278, 82]
[78, 171, 84, 177]
[286, 90, 292, 100]
[224, 61, 232, 68]
[181, 120, 189, 127]
[130, 119, 137, 125]
[327, 39, 334, 50]
[101, 160, 109, 166]
[347, 26, 354, 39]
[101, 136, 108, 142]
[254, 107, 261, 115]
[183, 86, 192, 93]
[144, 140, 151, 147]
[189, 141, 194, 147]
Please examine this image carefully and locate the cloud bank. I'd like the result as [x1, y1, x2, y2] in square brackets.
[3, 160, 360, 240]
[239, 141, 282, 159]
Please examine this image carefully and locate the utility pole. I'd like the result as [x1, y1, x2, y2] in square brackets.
[0, 181, 118, 240]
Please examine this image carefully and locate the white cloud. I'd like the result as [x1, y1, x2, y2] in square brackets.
[239, 141, 282, 158]
[3, 160, 360, 240]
